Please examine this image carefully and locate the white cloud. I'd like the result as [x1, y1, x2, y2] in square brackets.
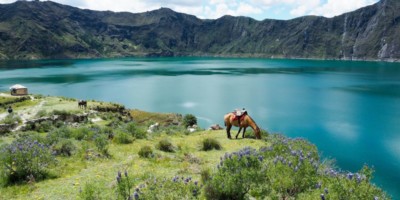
[0, 0, 379, 20]
[310, 0, 377, 18]
[236, 2, 262, 16]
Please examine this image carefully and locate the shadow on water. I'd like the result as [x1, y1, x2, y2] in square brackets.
[337, 84, 400, 98]
[0, 60, 76, 70]
[0, 74, 92, 84]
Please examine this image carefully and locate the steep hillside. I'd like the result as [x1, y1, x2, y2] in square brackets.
[0, 0, 399, 61]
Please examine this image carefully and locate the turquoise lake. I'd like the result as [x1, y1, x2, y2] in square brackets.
[1, 57, 399, 198]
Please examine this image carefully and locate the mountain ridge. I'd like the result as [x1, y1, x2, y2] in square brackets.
[0, 0, 399, 61]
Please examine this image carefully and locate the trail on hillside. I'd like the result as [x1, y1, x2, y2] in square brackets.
[13, 99, 46, 131]
[0, 94, 46, 130]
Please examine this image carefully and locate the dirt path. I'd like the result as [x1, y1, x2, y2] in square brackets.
[12, 99, 46, 131]
[0, 94, 46, 131]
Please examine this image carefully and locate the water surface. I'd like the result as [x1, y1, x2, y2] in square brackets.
[1, 58, 399, 198]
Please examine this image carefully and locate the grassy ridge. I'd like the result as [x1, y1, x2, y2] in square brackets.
[0, 94, 390, 199]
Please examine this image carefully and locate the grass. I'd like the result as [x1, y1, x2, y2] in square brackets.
[0, 94, 390, 199]
[0, 129, 265, 199]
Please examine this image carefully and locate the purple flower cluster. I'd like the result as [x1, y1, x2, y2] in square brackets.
[217, 147, 264, 170]
[1, 138, 55, 181]
[133, 175, 201, 198]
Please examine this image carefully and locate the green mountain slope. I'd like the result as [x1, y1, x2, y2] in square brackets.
[0, 0, 399, 61]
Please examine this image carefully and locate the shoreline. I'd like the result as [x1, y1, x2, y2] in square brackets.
[0, 54, 399, 63]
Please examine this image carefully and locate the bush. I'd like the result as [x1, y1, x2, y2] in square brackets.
[204, 147, 265, 199]
[79, 181, 104, 200]
[115, 171, 133, 200]
[156, 138, 175, 152]
[46, 126, 73, 144]
[72, 127, 94, 141]
[125, 122, 147, 139]
[52, 139, 76, 157]
[35, 121, 54, 132]
[201, 138, 222, 151]
[94, 134, 109, 156]
[202, 135, 389, 199]
[183, 114, 197, 127]
[0, 138, 56, 185]
[0, 113, 22, 125]
[138, 146, 154, 158]
[137, 176, 202, 199]
[113, 130, 134, 144]
[35, 110, 48, 118]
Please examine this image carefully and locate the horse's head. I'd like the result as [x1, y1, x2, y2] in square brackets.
[255, 126, 261, 139]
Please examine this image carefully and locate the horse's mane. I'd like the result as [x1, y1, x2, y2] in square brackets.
[246, 114, 260, 130]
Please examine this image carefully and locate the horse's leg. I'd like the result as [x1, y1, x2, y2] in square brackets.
[235, 127, 242, 139]
[242, 127, 247, 138]
[226, 125, 232, 139]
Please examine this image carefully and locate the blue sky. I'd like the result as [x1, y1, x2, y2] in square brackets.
[1, 0, 379, 20]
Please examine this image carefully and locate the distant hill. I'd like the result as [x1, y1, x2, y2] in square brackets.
[0, 0, 399, 61]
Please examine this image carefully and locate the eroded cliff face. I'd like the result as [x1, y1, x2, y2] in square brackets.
[0, 0, 399, 61]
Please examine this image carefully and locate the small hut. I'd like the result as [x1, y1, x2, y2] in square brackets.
[10, 84, 28, 96]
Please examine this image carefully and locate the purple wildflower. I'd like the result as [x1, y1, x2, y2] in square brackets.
[324, 188, 329, 194]
[258, 156, 264, 162]
[321, 194, 325, 200]
[117, 171, 122, 178]
[347, 173, 353, 180]
[315, 182, 321, 189]
[133, 191, 139, 200]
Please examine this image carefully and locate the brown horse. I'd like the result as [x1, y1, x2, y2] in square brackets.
[224, 113, 261, 139]
[78, 100, 87, 109]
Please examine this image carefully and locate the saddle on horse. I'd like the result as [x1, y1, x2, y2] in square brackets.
[232, 108, 247, 125]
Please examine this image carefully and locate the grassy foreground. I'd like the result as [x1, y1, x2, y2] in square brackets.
[0, 94, 390, 200]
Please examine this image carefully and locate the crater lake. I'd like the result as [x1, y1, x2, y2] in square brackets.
[1, 57, 399, 198]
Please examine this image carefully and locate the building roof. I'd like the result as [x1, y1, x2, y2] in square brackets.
[9, 84, 27, 89]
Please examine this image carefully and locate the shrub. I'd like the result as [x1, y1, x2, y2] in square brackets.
[201, 168, 212, 183]
[0, 138, 56, 185]
[52, 139, 76, 157]
[72, 127, 94, 141]
[203, 134, 389, 199]
[113, 130, 134, 144]
[204, 147, 265, 199]
[125, 122, 147, 139]
[156, 138, 175, 152]
[115, 171, 133, 200]
[35, 121, 54, 133]
[201, 138, 222, 151]
[79, 181, 104, 200]
[46, 126, 73, 144]
[137, 176, 202, 199]
[35, 110, 48, 118]
[94, 134, 109, 156]
[0, 113, 22, 125]
[183, 114, 197, 127]
[138, 146, 154, 158]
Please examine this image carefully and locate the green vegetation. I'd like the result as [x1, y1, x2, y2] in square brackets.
[138, 145, 154, 158]
[201, 138, 222, 151]
[156, 138, 176, 153]
[0, 137, 56, 186]
[0, 95, 391, 199]
[0, 113, 22, 125]
[1, 1, 400, 61]
[183, 114, 197, 127]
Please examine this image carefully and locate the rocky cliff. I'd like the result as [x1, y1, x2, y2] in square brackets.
[0, 0, 399, 61]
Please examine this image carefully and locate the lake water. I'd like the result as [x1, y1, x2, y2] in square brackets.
[1, 58, 399, 198]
